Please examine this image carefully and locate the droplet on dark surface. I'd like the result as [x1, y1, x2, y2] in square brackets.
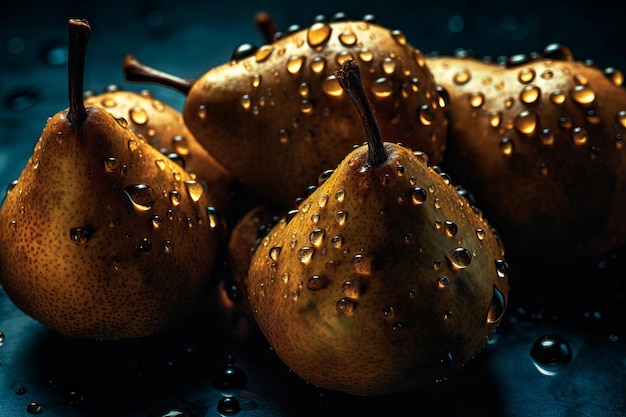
[530, 335, 573, 376]
[26, 401, 42, 414]
[217, 396, 241, 415]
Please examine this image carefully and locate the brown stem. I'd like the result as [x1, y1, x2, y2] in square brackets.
[122, 54, 194, 95]
[254, 11, 278, 44]
[67, 19, 90, 126]
[334, 60, 387, 168]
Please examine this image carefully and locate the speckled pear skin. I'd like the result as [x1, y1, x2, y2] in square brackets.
[0, 20, 223, 341]
[427, 46, 626, 261]
[84, 88, 233, 211]
[183, 19, 448, 207]
[246, 61, 509, 396]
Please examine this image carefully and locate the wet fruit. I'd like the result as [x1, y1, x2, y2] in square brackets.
[122, 14, 448, 206]
[0, 19, 223, 340]
[246, 60, 509, 396]
[427, 45, 626, 262]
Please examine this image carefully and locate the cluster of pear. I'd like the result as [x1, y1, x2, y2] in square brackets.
[0, 12, 624, 397]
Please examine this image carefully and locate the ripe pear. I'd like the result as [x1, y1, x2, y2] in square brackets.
[246, 60, 509, 396]
[427, 45, 626, 262]
[84, 87, 233, 210]
[122, 15, 448, 206]
[0, 19, 223, 340]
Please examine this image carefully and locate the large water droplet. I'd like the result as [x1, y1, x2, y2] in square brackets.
[307, 22, 332, 48]
[297, 246, 315, 264]
[184, 180, 204, 202]
[351, 253, 373, 274]
[487, 286, 506, 323]
[307, 275, 329, 291]
[69, 226, 93, 246]
[336, 297, 356, 315]
[530, 335, 572, 376]
[446, 247, 472, 268]
[124, 184, 156, 212]
[217, 396, 241, 415]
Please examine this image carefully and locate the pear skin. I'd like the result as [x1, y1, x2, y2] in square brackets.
[84, 87, 233, 210]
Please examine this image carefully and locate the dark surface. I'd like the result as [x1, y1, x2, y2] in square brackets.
[2, 1, 626, 416]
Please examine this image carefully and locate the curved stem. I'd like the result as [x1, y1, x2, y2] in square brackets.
[254, 11, 278, 44]
[334, 60, 387, 168]
[122, 54, 194, 95]
[67, 19, 90, 126]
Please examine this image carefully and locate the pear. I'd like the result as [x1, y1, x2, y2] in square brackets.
[122, 15, 448, 207]
[0, 19, 223, 340]
[84, 86, 233, 210]
[426, 45, 626, 262]
[246, 60, 509, 396]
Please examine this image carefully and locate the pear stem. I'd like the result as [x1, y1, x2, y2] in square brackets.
[335, 60, 388, 168]
[122, 54, 194, 95]
[67, 19, 90, 126]
[254, 10, 279, 44]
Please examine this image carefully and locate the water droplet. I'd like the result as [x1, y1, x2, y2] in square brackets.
[476, 228, 485, 240]
[0, 330, 4, 346]
[519, 85, 541, 105]
[307, 275, 329, 291]
[530, 335, 572, 376]
[453, 69, 471, 85]
[310, 56, 326, 73]
[309, 228, 325, 247]
[444, 220, 458, 238]
[129, 106, 149, 125]
[446, 247, 472, 268]
[605, 67, 624, 86]
[572, 126, 588, 145]
[269, 246, 282, 261]
[69, 226, 93, 246]
[217, 396, 241, 415]
[169, 190, 182, 206]
[335, 189, 345, 202]
[135, 238, 153, 253]
[322, 75, 343, 96]
[489, 111, 502, 128]
[342, 279, 366, 298]
[26, 402, 42, 414]
[468, 92, 485, 109]
[540, 128, 555, 145]
[351, 253, 373, 274]
[500, 137, 514, 156]
[514, 110, 538, 135]
[184, 180, 204, 202]
[410, 187, 427, 205]
[330, 235, 343, 249]
[207, 207, 220, 229]
[418, 104, 435, 126]
[370, 77, 394, 98]
[495, 259, 509, 278]
[438, 276, 449, 289]
[381, 57, 396, 75]
[518, 67, 536, 84]
[358, 48, 374, 62]
[124, 184, 156, 212]
[307, 22, 332, 48]
[336, 297, 356, 315]
[383, 305, 396, 318]
[104, 157, 119, 172]
[336, 210, 347, 225]
[570, 84, 595, 105]
[254, 45, 274, 63]
[297, 246, 315, 264]
[286, 55, 305, 74]
[163, 240, 174, 254]
[487, 286, 506, 323]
